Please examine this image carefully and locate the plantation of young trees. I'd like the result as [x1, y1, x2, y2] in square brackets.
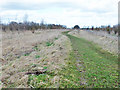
[1, 21, 67, 32]
[82, 25, 119, 35]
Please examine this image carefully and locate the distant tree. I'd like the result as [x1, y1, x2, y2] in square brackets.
[74, 25, 80, 29]
[2, 25, 6, 31]
[9, 21, 19, 31]
[87, 27, 89, 30]
[113, 25, 118, 35]
[91, 26, 94, 30]
[73, 25, 80, 33]
[40, 19, 46, 29]
[23, 14, 29, 30]
[107, 25, 111, 34]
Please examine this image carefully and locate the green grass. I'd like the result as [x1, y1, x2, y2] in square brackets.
[64, 32, 118, 88]
[28, 47, 84, 88]
[46, 42, 54, 46]
[28, 71, 55, 88]
[43, 66, 47, 69]
[55, 37, 58, 40]
[57, 52, 86, 88]
[24, 53, 30, 56]
[28, 74, 48, 88]
[35, 55, 40, 59]
[33, 46, 39, 51]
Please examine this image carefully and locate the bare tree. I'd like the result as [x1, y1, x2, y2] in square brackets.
[23, 14, 28, 23]
[23, 14, 28, 30]
[40, 19, 47, 29]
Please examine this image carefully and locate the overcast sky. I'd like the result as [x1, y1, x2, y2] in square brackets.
[0, 0, 119, 28]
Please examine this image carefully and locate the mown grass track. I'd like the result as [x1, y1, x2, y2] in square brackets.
[27, 31, 118, 88]
[63, 31, 118, 88]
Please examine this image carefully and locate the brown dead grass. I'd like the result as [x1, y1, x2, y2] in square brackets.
[1, 29, 71, 88]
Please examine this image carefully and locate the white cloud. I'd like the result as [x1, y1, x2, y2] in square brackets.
[0, 0, 119, 28]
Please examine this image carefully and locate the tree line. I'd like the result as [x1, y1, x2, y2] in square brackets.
[1, 20, 119, 35]
[1, 21, 67, 32]
[73, 25, 119, 35]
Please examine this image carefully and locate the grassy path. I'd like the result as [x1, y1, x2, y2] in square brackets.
[63, 31, 118, 88]
[21, 31, 118, 88]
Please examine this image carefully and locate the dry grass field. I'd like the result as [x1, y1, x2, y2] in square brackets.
[1, 29, 72, 88]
